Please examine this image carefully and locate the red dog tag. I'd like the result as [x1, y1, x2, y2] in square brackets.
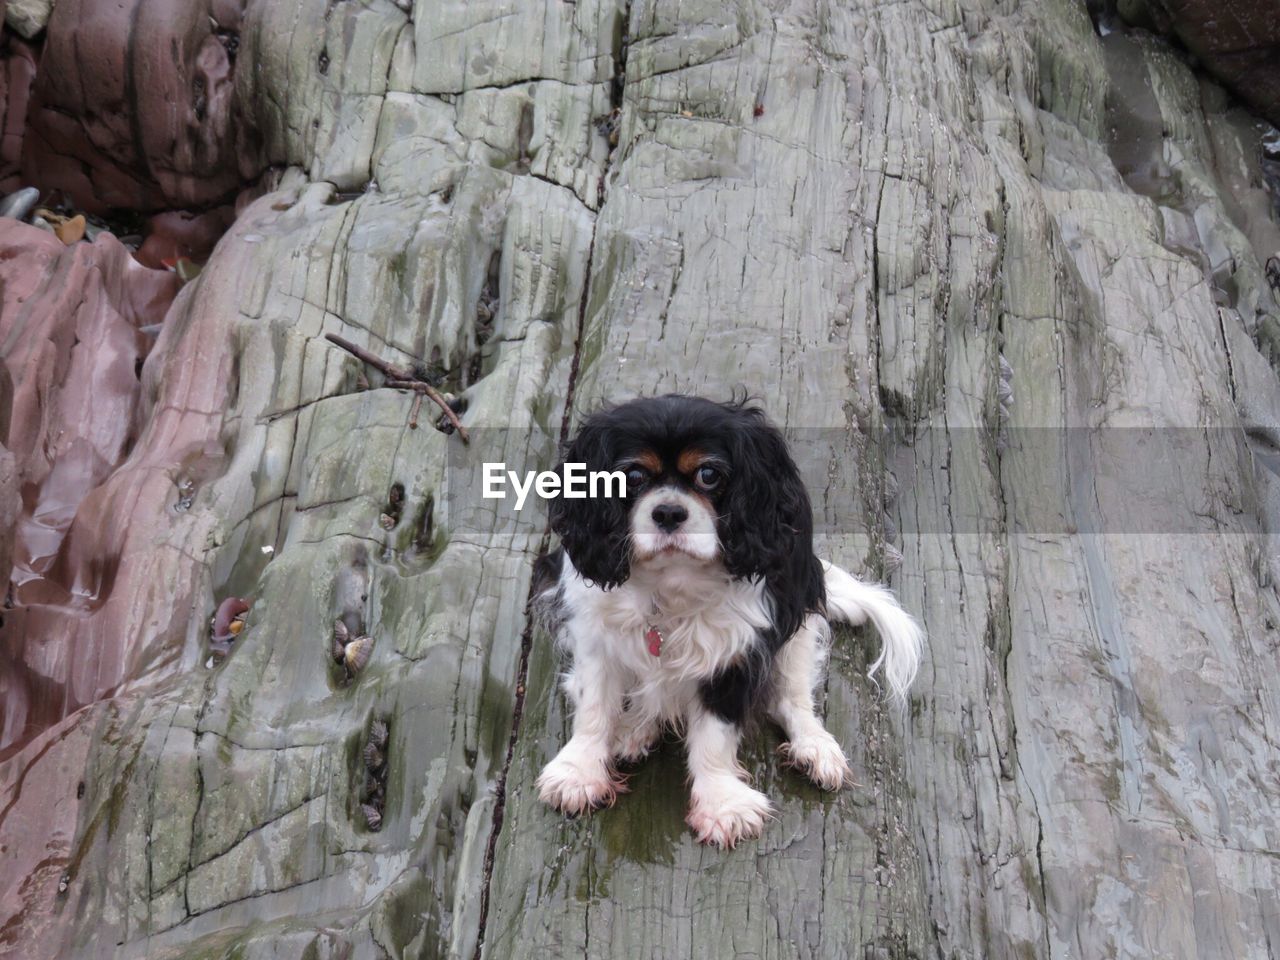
[645, 626, 663, 657]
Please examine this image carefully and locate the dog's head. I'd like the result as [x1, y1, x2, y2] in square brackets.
[549, 396, 823, 626]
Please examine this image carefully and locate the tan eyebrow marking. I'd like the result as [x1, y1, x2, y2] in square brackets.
[633, 449, 662, 473]
[677, 447, 708, 474]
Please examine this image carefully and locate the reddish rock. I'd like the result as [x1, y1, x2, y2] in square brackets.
[0, 36, 37, 194]
[1121, 0, 1280, 127]
[0, 222, 183, 750]
[20, 0, 257, 213]
[135, 206, 235, 270]
[0, 448, 14, 591]
[0, 708, 93, 958]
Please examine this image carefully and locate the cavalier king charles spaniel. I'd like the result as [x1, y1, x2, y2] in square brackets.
[533, 395, 923, 848]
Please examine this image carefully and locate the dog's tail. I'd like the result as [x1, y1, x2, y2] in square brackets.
[822, 560, 924, 703]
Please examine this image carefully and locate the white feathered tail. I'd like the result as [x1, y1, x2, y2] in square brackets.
[821, 561, 924, 703]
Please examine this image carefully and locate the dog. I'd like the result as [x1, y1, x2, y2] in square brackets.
[533, 395, 923, 847]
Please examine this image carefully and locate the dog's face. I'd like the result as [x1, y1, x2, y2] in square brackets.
[619, 436, 727, 566]
[549, 395, 819, 601]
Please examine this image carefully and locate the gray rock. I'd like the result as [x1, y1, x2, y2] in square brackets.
[3, 0, 51, 39]
[0, 186, 38, 221]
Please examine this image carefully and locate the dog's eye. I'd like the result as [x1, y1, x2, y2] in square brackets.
[625, 466, 648, 492]
[694, 465, 723, 492]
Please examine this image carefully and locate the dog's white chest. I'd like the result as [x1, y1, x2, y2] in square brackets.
[593, 571, 771, 683]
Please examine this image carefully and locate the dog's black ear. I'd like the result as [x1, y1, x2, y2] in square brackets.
[548, 413, 632, 589]
[719, 405, 825, 643]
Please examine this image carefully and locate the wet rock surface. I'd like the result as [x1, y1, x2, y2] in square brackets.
[1, 1, 1279, 958]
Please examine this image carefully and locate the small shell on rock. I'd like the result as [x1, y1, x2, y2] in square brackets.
[363, 740, 385, 771]
[369, 720, 389, 748]
[174, 475, 196, 511]
[378, 513, 396, 530]
[344, 636, 373, 673]
[332, 620, 350, 662]
[361, 803, 382, 831]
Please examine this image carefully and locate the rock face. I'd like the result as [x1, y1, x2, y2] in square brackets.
[1116, 0, 1280, 128]
[21, 0, 256, 212]
[2, 1, 1280, 958]
[0, 224, 182, 752]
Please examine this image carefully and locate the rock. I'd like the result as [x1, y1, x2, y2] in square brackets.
[0, 38, 38, 194]
[2, 0, 1280, 958]
[0, 37, 36, 193]
[1117, 0, 1280, 127]
[0, 365, 15, 587]
[134, 206, 234, 270]
[3, 0, 51, 40]
[21, 0, 259, 212]
[0, 221, 181, 755]
[0, 444, 13, 584]
[0, 185, 36, 220]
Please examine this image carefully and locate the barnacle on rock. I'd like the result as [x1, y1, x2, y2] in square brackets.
[361, 803, 382, 832]
[332, 619, 350, 662]
[369, 720, 389, 748]
[363, 740, 385, 772]
[344, 636, 373, 674]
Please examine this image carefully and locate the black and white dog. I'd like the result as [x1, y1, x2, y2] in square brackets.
[534, 395, 922, 847]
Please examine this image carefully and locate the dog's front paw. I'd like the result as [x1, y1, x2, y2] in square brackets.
[537, 749, 622, 816]
[686, 779, 772, 848]
[782, 731, 852, 791]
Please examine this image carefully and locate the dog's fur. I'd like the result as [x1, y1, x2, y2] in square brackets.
[533, 395, 923, 847]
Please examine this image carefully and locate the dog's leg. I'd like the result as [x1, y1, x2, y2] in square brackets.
[684, 705, 772, 847]
[537, 650, 626, 815]
[769, 616, 852, 791]
[612, 703, 662, 764]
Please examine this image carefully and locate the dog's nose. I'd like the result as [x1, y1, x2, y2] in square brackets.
[651, 502, 688, 533]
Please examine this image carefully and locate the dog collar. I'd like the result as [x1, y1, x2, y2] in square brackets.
[645, 625, 663, 657]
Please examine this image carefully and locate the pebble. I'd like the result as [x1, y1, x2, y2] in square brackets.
[0, 187, 38, 222]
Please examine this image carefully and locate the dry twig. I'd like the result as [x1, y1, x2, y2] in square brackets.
[324, 333, 469, 443]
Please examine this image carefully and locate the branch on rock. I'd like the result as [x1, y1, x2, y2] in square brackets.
[324, 333, 469, 443]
